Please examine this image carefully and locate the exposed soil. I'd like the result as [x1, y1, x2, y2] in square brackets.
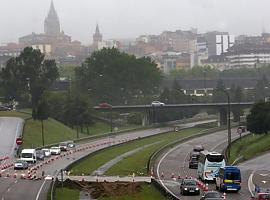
[59, 179, 142, 199]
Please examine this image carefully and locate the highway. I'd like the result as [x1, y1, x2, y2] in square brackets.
[153, 128, 270, 200]
[0, 117, 24, 158]
[0, 120, 214, 200]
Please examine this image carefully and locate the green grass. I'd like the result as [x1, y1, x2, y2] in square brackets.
[228, 133, 270, 163]
[98, 184, 167, 200]
[70, 127, 205, 176]
[0, 110, 128, 149]
[106, 142, 166, 176]
[22, 118, 86, 148]
[0, 110, 31, 119]
[55, 187, 80, 200]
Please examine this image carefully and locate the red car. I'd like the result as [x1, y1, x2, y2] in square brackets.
[251, 193, 270, 200]
[98, 102, 112, 108]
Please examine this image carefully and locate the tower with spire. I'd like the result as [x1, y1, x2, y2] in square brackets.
[93, 24, 102, 49]
[44, 0, 60, 36]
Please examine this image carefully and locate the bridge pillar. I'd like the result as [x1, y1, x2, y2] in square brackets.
[142, 111, 150, 126]
[219, 108, 227, 126]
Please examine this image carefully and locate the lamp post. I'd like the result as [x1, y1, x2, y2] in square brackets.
[220, 89, 231, 158]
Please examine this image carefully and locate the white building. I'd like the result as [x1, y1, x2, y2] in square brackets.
[226, 43, 270, 68]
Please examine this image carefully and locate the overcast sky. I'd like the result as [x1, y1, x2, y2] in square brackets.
[1, 0, 270, 45]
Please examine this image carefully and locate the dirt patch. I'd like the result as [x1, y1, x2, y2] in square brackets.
[59, 179, 143, 199]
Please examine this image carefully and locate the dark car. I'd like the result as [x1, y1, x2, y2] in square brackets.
[193, 145, 204, 152]
[36, 150, 45, 160]
[180, 179, 200, 195]
[200, 191, 223, 200]
[251, 193, 270, 200]
[189, 156, 199, 169]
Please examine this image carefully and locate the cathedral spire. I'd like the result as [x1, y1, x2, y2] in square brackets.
[49, 0, 56, 15]
[93, 24, 102, 49]
[95, 24, 101, 35]
[44, 0, 60, 35]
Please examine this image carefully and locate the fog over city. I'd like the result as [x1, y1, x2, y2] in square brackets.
[1, 0, 270, 44]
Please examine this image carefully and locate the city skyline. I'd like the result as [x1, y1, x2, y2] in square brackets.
[1, 0, 270, 45]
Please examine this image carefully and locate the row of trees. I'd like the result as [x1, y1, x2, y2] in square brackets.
[169, 64, 270, 79]
[2, 47, 270, 138]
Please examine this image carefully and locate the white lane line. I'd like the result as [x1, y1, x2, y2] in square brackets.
[248, 171, 255, 196]
[157, 143, 181, 199]
[35, 180, 47, 200]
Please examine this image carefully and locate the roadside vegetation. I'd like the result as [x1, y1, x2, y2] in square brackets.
[69, 126, 210, 176]
[228, 101, 270, 164]
[229, 134, 270, 164]
[55, 187, 80, 200]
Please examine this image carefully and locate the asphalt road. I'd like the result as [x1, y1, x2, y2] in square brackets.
[0, 120, 214, 200]
[154, 128, 253, 200]
[0, 117, 24, 159]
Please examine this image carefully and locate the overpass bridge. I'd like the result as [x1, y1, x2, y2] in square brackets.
[94, 102, 254, 126]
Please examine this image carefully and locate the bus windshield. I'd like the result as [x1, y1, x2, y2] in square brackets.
[207, 154, 224, 162]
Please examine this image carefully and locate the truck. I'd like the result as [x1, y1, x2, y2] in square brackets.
[20, 149, 37, 163]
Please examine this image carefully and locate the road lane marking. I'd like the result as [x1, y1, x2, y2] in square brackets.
[157, 142, 181, 199]
[35, 180, 47, 200]
[248, 171, 255, 196]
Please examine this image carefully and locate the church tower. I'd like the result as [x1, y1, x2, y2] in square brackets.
[93, 24, 102, 49]
[44, 0, 60, 36]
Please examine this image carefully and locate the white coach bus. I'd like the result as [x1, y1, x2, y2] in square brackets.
[197, 151, 225, 181]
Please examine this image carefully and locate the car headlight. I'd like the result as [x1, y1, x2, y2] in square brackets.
[184, 188, 188, 190]
[195, 188, 199, 190]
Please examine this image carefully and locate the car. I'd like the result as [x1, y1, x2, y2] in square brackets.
[251, 193, 270, 200]
[36, 150, 45, 160]
[42, 148, 51, 157]
[151, 101, 165, 106]
[180, 179, 200, 195]
[50, 146, 61, 155]
[66, 140, 75, 148]
[59, 141, 69, 151]
[14, 159, 28, 170]
[193, 145, 204, 152]
[98, 102, 112, 108]
[189, 156, 199, 169]
[200, 191, 224, 200]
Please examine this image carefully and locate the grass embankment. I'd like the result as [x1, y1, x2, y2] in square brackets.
[70, 127, 207, 176]
[0, 111, 120, 149]
[98, 184, 166, 200]
[54, 182, 166, 200]
[228, 133, 270, 164]
[55, 187, 80, 200]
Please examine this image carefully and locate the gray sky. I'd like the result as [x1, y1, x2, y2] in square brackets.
[1, 0, 270, 45]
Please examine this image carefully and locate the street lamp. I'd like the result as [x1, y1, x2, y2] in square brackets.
[220, 89, 231, 158]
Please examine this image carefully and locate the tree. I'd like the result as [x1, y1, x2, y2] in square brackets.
[254, 75, 269, 101]
[32, 96, 49, 146]
[75, 48, 162, 105]
[247, 102, 270, 134]
[1, 47, 59, 111]
[231, 85, 243, 122]
[64, 95, 93, 138]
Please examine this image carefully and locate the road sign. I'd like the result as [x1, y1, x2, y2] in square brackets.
[16, 137, 23, 145]
[237, 127, 243, 134]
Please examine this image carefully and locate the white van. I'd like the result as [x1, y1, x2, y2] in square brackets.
[20, 149, 37, 163]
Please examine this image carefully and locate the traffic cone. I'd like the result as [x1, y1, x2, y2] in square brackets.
[178, 174, 181, 179]
[171, 173, 175, 179]
[161, 172, 164, 179]
[13, 173, 17, 178]
[204, 183, 209, 191]
[223, 193, 226, 200]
